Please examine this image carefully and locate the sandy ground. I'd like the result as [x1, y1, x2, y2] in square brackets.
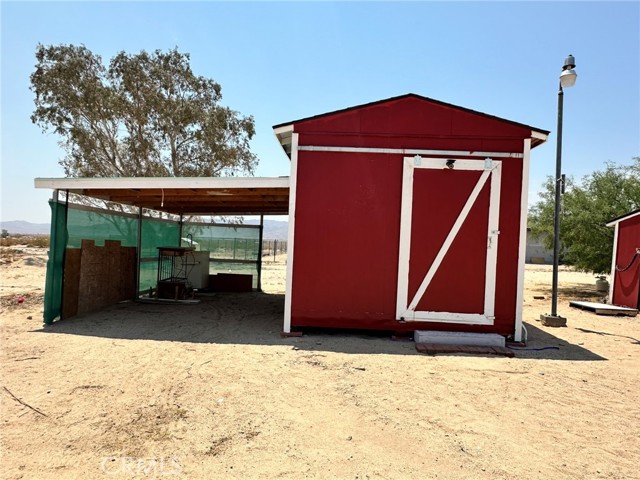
[1, 247, 639, 480]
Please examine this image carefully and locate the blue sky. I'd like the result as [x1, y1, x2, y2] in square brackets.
[1, 1, 639, 223]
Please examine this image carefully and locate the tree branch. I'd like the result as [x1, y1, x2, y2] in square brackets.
[3, 386, 48, 417]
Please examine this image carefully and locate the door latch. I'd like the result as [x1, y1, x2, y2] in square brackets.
[488, 230, 500, 249]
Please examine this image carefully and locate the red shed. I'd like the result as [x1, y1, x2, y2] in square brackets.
[607, 209, 640, 309]
[274, 94, 548, 342]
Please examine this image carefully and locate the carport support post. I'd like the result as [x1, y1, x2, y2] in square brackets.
[59, 190, 69, 318]
[178, 214, 183, 247]
[135, 207, 142, 298]
[257, 214, 264, 292]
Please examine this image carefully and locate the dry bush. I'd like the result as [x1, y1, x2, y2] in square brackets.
[0, 247, 21, 263]
[0, 235, 49, 248]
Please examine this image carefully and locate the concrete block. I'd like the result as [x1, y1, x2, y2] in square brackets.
[413, 330, 506, 348]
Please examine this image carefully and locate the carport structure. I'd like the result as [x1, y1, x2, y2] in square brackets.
[34, 176, 290, 324]
[34, 176, 290, 216]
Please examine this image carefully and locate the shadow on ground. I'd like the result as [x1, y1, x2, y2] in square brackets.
[530, 283, 607, 302]
[575, 327, 640, 346]
[33, 293, 606, 359]
[513, 322, 607, 361]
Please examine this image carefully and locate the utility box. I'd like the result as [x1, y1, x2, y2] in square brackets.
[186, 251, 210, 289]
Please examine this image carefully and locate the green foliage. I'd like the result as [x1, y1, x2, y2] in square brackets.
[529, 158, 640, 274]
[30, 44, 257, 178]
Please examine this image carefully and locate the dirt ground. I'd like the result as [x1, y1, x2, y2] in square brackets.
[1, 247, 638, 480]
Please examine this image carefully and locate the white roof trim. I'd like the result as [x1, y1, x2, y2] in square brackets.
[34, 176, 290, 190]
[273, 124, 293, 136]
[606, 210, 640, 227]
[298, 145, 523, 158]
[274, 125, 294, 153]
[531, 130, 549, 141]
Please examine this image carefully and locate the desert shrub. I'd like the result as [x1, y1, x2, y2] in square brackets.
[0, 235, 50, 248]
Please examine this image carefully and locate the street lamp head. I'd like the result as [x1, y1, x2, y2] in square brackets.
[563, 54, 576, 70]
[560, 54, 577, 88]
[560, 68, 577, 88]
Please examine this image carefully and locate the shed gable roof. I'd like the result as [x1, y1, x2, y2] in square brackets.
[274, 93, 549, 150]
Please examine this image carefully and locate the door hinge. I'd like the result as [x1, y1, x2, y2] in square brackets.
[488, 231, 500, 249]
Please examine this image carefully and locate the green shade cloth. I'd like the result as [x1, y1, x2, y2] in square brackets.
[43, 202, 263, 323]
[43, 200, 67, 324]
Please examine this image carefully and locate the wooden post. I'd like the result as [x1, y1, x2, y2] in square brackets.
[257, 214, 264, 292]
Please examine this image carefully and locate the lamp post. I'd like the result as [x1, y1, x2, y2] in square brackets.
[541, 55, 577, 328]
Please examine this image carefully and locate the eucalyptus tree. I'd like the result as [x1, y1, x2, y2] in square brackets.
[31, 44, 257, 178]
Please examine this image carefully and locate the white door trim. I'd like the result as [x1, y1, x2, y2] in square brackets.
[396, 156, 502, 325]
[395, 157, 415, 319]
[483, 159, 503, 319]
[413, 312, 490, 324]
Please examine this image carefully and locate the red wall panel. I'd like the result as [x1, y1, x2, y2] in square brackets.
[492, 158, 522, 329]
[612, 216, 640, 309]
[291, 152, 402, 324]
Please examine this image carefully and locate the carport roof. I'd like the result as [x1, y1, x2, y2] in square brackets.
[34, 177, 290, 215]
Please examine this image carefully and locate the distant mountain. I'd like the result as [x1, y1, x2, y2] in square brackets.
[1, 221, 51, 235]
[245, 219, 289, 240]
[1, 219, 289, 240]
